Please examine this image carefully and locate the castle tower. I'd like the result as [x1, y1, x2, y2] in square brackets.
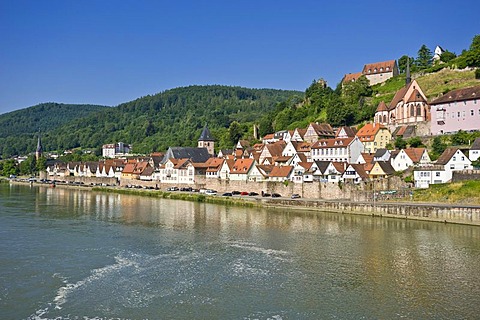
[35, 133, 43, 161]
[198, 124, 215, 156]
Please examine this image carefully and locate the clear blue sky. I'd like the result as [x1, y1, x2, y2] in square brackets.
[1, 0, 479, 114]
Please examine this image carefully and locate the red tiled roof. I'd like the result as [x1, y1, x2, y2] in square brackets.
[269, 165, 293, 178]
[232, 158, 254, 174]
[376, 101, 388, 112]
[342, 72, 363, 83]
[356, 123, 387, 142]
[436, 147, 459, 165]
[404, 148, 426, 163]
[362, 60, 396, 75]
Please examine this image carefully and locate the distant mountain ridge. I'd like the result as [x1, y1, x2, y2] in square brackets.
[0, 86, 302, 157]
[0, 103, 109, 138]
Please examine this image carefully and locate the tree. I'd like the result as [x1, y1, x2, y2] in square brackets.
[407, 137, 424, 148]
[432, 136, 447, 158]
[440, 51, 456, 63]
[228, 121, 243, 145]
[398, 55, 414, 73]
[36, 156, 47, 173]
[394, 137, 407, 150]
[416, 44, 433, 69]
[341, 75, 372, 107]
[470, 34, 480, 52]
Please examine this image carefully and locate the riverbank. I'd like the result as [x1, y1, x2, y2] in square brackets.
[6, 179, 480, 226]
[91, 185, 480, 227]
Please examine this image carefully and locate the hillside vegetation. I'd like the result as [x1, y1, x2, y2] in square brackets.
[413, 180, 480, 205]
[0, 86, 301, 157]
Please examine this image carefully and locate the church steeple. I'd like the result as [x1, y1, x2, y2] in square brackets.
[406, 57, 411, 86]
[35, 132, 43, 161]
[198, 124, 214, 156]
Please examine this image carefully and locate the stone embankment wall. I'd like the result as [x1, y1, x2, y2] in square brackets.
[452, 170, 480, 182]
[260, 198, 480, 226]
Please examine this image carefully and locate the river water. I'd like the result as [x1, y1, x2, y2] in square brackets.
[1, 182, 480, 319]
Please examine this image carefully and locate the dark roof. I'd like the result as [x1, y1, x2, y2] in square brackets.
[198, 125, 214, 141]
[471, 137, 480, 150]
[314, 161, 331, 174]
[36, 136, 43, 153]
[436, 147, 459, 165]
[377, 161, 395, 175]
[162, 147, 211, 164]
[374, 148, 389, 158]
[403, 125, 416, 139]
[431, 85, 480, 105]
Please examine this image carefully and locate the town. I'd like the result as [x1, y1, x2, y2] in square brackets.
[37, 62, 480, 200]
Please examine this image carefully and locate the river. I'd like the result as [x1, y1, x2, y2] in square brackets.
[1, 182, 480, 319]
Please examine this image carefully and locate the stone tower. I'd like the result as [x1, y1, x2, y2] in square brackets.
[35, 133, 43, 161]
[198, 125, 215, 156]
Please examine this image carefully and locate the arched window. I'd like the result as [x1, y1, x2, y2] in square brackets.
[410, 105, 415, 117]
[416, 104, 421, 117]
[383, 115, 387, 123]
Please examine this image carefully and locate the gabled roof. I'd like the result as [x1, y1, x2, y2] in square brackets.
[332, 162, 346, 174]
[356, 123, 387, 142]
[293, 128, 307, 139]
[376, 161, 395, 175]
[374, 148, 389, 158]
[392, 126, 407, 137]
[140, 166, 154, 177]
[309, 123, 335, 137]
[361, 153, 375, 164]
[198, 125, 214, 141]
[231, 158, 255, 174]
[404, 148, 427, 163]
[313, 161, 332, 174]
[342, 72, 363, 83]
[298, 161, 313, 171]
[471, 137, 480, 150]
[256, 165, 274, 175]
[336, 126, 357, 138]
[205, 158, 224, 172]
[265, 141, 286, 157]
[274, 156, 292, 164]
[122, 163, 136, 174]
[269, 165, 293, 178]
[431, 85, 480, 105]
[348, 164, 369, 180]
[436, 147, 459, 165]
[362, 60, 396, 75]
[406, 89, 427, 103]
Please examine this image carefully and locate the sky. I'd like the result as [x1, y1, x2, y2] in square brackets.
[1, 0, 479, 114]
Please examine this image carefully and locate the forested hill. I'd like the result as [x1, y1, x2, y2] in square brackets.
[0, 103, 109, 138]
[0, 86, 302, 157]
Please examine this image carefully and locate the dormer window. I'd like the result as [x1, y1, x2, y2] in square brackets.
[374, 68, 377, 72]
[380, 67, 383, 71]
[368, 69, 371, 73]
[386, 67, 390, 71]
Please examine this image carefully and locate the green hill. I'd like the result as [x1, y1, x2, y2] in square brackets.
[0, 86, 301, 157]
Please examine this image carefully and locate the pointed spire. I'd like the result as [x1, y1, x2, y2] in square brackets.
[406, 57, 411, 86]
[198, 124, 214, 141]
[36, 132, 43, 153]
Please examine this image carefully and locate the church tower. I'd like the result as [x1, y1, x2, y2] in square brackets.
[198, 125, 215, 156]
[35, 133, 43, 161]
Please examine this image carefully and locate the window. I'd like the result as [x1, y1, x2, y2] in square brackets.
[453, 156, 456, 161]
[462, 156, 465, 161]
[464, 101, 467, 105]
[462, 111, 466, 117]
[458, 112, 461, 117]
[386, 67, 390, 71]
[471, 110, 474, 116]
[436, 172, 440, 177]
[475, 99, 477, 104]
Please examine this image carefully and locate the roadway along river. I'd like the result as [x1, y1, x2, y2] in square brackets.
[1, 182, 480, 319]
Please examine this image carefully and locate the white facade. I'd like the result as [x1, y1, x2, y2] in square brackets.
[311, 137, 364, 163]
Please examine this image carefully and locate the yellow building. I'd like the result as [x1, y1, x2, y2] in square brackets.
[356, 123, 392, 153]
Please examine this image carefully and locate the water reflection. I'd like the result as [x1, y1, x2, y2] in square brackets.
[12, 187, 480, 318]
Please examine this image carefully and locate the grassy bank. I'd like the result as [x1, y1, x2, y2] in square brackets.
[413, 180, 480, 205]
[92, 187, 258, 208]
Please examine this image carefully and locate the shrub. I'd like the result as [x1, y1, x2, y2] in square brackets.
[475, 68, 480, 79]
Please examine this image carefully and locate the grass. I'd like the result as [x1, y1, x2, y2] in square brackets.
[92, 187, 257, 207]
[369, 68, 480, 107]
[413, 180, 480, 205]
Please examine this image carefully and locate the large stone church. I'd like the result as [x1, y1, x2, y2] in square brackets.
[374, 65, 430, 128]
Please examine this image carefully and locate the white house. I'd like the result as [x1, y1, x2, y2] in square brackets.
[414, 148, 472, 188]
[470, 138, 480, 162]
[311, 137, 364, 163]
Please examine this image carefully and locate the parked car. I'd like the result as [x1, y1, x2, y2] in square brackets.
[262, 193, 271, 197]
[248, 192, 259, 196]
[240, 191, 249, 196]
[222, 192, 233, 197]
[205, 189, 217, 195]
[291, 193, 301, 199]
[232, 190, 241, 195]
[167, 186, 179, 191]
[271, 193, 281, 198]
[180, 187, 192, 192]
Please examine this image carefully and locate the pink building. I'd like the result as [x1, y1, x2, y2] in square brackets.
[431, 86, 480, 135]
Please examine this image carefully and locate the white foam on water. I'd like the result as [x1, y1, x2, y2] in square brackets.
[227, 240, 291, 261]
[52, 252, 141, 310]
